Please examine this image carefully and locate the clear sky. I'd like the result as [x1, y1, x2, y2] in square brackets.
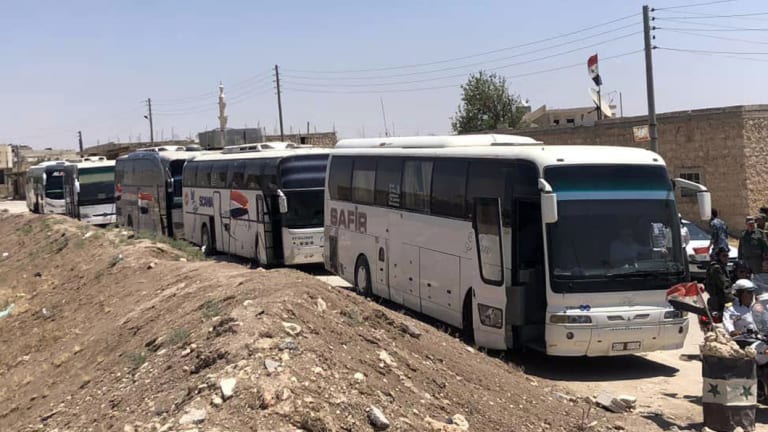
[1, 0, 766, 149]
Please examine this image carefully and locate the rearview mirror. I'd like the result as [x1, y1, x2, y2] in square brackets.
[672, 177, 711, 221]
[277, 190, 288, 214]
[538, 178, 558, 224]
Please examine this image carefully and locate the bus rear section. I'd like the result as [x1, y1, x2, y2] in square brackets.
[182, 147, 328, 266]
[115, 151, 193, 238]
[35, 163, 71, 215]
[73, 161, 116, 225]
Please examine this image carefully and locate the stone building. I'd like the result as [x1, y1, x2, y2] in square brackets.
[497, 104, 768, 231]
[264, 131, 338, 148]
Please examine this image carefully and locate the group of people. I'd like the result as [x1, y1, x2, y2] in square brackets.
[705, 208, 768, 336]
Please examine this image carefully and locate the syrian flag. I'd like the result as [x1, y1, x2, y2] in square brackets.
[666, 282, 708, 317]
[587, 54, 602, 86]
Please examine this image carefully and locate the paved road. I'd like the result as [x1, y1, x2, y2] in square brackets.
[0, 200, 28, 214]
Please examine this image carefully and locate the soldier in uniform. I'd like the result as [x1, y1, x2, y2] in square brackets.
[706, 246, 733, 317]
[739, 216, 768, 275]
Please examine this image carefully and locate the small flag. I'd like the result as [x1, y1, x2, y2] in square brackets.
[666, 282, 707, 316]
[587, 54, 602, 86]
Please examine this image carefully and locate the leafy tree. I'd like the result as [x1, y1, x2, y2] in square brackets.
[451, 71, 528, 134]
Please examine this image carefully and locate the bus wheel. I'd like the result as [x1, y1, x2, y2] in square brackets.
[201, 224, 214, 257]
[354, 255, 372, 297]
[462, 291, 475, 344]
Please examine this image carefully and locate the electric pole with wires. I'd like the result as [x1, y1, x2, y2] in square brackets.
[643, 5, 658, 153]
[275, 65, 285, 141]
[144, 98, 154, 144]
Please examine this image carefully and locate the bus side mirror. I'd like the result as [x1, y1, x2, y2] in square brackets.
[277, 190, 288, 214]
[672, 178, 711, 221]
[74, 179, 80, 194]
[538, 178, 558, 224]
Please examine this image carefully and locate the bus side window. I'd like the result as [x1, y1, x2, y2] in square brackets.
[402, 159, 433, 213]
[466, 161, 505, 219]
[375, 158, 402, 207]
[229, 161, 245, 189]
[211, 162, 228, 188]
[351, 157, 376, 204]
[196, 163, 212, 188]
[183, 164, 197, 187]
[431, 159, 467, 219]
[328, 156, 353, 201]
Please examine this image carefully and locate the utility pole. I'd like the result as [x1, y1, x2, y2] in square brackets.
[275, 64, 285, 141]
[380, 97, 390, 137]
[144, 98, 154, 144]
[218, 82, 228, 148]
[77, 131, 83, 154]
[643, 5, 658, 153]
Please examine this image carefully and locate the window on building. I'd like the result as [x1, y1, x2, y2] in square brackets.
[374, 158, 402, 207]
[431, 159, 467, 219]
[402, 159, 433, 212]
[351, 158, 376, 204]
[679, 170, 702, 197]
[0, 170, 5, 185]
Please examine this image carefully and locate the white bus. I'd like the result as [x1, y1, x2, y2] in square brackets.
[324, 134, 711, 356]
[182, 145, 329, 266]
[65, 158, 117, 225]
[25, 161, 71, 214]
[115, 149, 201, 238]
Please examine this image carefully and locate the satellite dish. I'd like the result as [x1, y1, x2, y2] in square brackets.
[589, 88, 614, 118]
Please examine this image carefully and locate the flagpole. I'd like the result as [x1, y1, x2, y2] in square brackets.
[597, 85, 603, 121]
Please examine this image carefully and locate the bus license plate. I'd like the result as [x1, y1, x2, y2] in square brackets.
[612, 341, 641, 352]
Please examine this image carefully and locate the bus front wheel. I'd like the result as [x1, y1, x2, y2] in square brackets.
[354, 255, 372, 297]
[201, 224, 215, 257]
[462, 291, 475, 344]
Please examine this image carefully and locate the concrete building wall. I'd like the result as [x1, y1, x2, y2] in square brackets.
[264, 132, 338, 148]
[499, 105, 765, 231]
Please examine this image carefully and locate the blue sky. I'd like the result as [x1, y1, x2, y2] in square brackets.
[1, 0, 766, 149]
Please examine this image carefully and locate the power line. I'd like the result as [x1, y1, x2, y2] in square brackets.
[283, 24, 640, 81]
[653, 11, 768, 19]
[653, 0, 736, 11]
[282, 32, 641, 88]
[282, 50, 642, 95]
[659, 28, 768, 45]
[283, 13, 638, 74]
[655, 25, 768, 32]
[657, 46, 768, 55]
[657, 46, 768, 62]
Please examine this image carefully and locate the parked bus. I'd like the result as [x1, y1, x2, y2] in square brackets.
[25, 161, 71, 214]
[115, 149, 201, 238]
[63, 157, 117, 225]
[324, 134, 711, 356]
[182, 144, 329, 266]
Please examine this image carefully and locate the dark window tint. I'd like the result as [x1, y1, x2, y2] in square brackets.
[211, 162, 228, 188]
[375, 158, 402, 207]
[466, 160, 505, 211]
[351, 158, 376, 204]
[328, 156, 353, 201]
[196, 163, 212, 188]
[229, 161, 245, 189]
[182, 163, 197, 187]
[431, 159, 467, 218]
[402, 159, 433, 212]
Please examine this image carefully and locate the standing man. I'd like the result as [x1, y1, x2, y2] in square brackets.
[706, 246, 733, 317]
[739, 216, 768, 276]
[709, 208, 729, 261]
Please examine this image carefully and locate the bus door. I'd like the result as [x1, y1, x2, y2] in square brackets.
[213, 191, 227, 253]
[471, 197, 507, 350]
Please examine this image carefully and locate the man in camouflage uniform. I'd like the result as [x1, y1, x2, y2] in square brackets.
[739, 216, 768, 275]
[706, 246, 733, 316]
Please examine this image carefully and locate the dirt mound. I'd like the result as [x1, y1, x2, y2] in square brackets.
[0, 214, 627, 431]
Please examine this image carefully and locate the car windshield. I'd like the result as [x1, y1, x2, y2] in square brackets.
[545, 165, 684, 281]
[78, 166, 115, 205]
[683, 221, 709, 241]
[282, 189, 324, 229]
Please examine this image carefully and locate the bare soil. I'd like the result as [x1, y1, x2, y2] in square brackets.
[0, 213, 664, 431]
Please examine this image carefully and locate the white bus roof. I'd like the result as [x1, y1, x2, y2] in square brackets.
[191, 147, 330, 162]
[222, 142, 316, 153]
[335, 134, 542, 148]
[75, 159, 116, 169]
[331, 144, 666, 169]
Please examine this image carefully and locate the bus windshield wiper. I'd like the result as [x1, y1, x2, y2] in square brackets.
[605, 269, 663, 278]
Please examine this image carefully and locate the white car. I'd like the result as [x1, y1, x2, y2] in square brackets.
[682, 219, 737, 276]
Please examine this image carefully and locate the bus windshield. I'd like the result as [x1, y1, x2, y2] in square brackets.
[78, 166, 115, 205]
[545, 165, 684, 283]
[283, 189, 324, 229]
[45, 171, 65, 200]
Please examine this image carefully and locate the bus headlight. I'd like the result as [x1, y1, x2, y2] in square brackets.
[478, 304, 503, 328]
[664, 310, 686, 320]
[550, 314, 592, 324]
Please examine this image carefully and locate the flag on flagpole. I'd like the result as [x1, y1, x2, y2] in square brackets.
[587, 54, 602, 86]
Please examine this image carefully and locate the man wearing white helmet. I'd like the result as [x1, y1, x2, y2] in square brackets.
[723, 278, 757, 337]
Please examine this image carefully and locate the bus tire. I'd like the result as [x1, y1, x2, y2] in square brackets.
[354, 255, 372, 297]
[201, 224, 215, 257]
[462, 291, 475, 344]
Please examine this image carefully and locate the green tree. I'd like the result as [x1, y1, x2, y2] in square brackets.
[451, 71, 528, 134]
